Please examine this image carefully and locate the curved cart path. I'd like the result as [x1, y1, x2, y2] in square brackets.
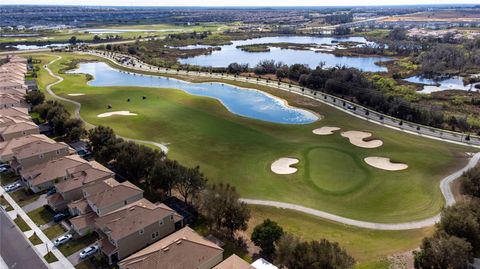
[44, 55, 480, 230]
[44, 55, 169, 153]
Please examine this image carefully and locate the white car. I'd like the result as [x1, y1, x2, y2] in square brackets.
[5, 182, 22, 192]
[54, 234, 72, 246]
[79, 245, 99, 259]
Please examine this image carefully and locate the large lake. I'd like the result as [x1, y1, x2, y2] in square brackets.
[178, 36, 391, 72]
[69, 62, 318, 124]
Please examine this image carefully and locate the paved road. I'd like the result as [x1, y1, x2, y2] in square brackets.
[43, 55, 169, 153]
[0, 209, 49, 269]
[86, 50, 480, 149]
[0, 186, 74, 268]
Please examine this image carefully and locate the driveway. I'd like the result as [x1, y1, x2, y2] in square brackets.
[67, 242, 97, 266]
[23, 194, 48, 213]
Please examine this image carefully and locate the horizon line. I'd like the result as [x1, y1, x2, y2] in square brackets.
[1, 3, 479, 7]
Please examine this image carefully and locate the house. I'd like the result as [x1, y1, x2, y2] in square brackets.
[0, 81, 26, 93]
[0, 120, 39, 141]
[20, 155, 88, 193]
[117, 226, 222, 269]
[9, 139, 71, 172]
[0, 107, 29, 118]
[251, 258, 279, 269]
[69, 178, 144, 236]
[214, 255, 255, 269]
[47, 161, 114, 211]
[0, 134, 54, 162]
[95, 198, 184, 264]
[0, 93, 28, 110]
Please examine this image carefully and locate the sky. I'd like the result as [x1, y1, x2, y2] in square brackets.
[3, 0, 480, 7]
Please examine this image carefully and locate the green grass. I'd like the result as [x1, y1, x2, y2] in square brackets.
[43, 224, 66, 240]
[0, 172, 18, 186]
[58, 233, 97, 257]
[9, 189, 40, 207]
[27, 206, 54, 226]
[36, 52, 475, 223]
[43, 252, 58, 263]
[355, 259, 390, 269]
[28, 232, 43, 245]
[0, 195, 13, 211]
[14, 216, 31, 232]
[248, 205, 432, 263]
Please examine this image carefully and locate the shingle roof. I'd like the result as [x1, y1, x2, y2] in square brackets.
[12, 140, 68, 160]
[21, 155, 88, 186]
[55, 162, 114, 193]
[0, 107, 29, 117]
[95, 198, 177, 241]
[0, 121, 38, 136]
[0, 135, 53, 159]
[83, 178, 143, 210]
[118, 226, 223, 269]
[214, 255, 255, 269]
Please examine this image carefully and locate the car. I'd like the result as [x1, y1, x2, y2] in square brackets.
[46, 188, 57, 196]
[79, 245, 99, 259]
[0, 164, 10, 173]
[5, 182, 22, 192]
[347, 104, 355, 110]
[53, 212, 70, 223]
[53, 234, 72, 246]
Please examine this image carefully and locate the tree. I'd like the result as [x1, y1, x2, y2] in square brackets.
[199, 183, 250, 238]
[462, 166, 480, 198]
[437, 200, 480, 250]
[64, 118, 85, 142]
[287, 239, 355, 269]
[68, 36, 77, 44]
[251, 219, 284, 259]
[93, 35, 101, 42]
[414, 233, 473, 269]
[275, 233, 299, 268]
[25, 91, 45, 106]
[149, 159, 180, 196]
[114, 141, 162, 183]
[87, 126, 121, 164]
[176, 165, 207, 204]
[388, 28, 407, 41]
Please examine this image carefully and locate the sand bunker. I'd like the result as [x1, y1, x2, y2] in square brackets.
[68, 93, 85, 96]
[312, 126, 340, 135]
[271, 158, 299, 175]
[97, 111, 137, 118]
[364, 157, 408, 171]
[341, 131, 383, 148]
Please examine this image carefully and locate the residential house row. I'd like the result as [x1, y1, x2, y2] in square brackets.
[0, 55, 277, 269]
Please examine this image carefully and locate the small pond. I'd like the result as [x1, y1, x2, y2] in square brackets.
[68, 62, 319, 124]
[405, 75, 480, 94]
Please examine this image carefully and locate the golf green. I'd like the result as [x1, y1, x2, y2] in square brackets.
[33, 53, 474, 224]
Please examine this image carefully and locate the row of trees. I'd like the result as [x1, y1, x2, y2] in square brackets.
[26, 93, 86, 142]
[251, 219, 355, 268]
[87, 126, 206, 204]
[230, 60, 464, 131]
[414, 166, 480, 268]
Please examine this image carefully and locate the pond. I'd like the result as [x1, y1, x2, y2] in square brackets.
[69, 62, 319, 124]
[7, 43, 77, 50]
[178, 36, 391, 72]
[404, 75, 480, 94]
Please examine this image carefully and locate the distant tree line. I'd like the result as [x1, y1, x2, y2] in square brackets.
[324, 13, 353, 25]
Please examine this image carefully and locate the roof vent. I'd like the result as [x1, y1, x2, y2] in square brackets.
[162, 247, 169, 252]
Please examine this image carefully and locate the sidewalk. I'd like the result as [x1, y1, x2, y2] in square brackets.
[0, 187, 74, 269]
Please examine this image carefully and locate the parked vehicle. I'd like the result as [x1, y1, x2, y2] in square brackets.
[54, 234, 72, 246]
[79, 245, 99, 259]
[46, 188, 57, 196]
[4, 182, 22, 192]
[0, 164, 10, 173]
[53, 212, 70, 223]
